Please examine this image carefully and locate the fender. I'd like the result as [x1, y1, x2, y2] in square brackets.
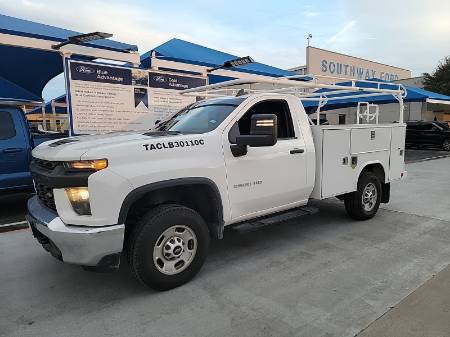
[118, 177, 225, 238]
[357, 160, 388, 183]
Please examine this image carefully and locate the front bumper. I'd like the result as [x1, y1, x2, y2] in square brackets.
[26, 196, 125, 267]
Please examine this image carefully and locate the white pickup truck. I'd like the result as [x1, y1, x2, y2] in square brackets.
[26, 79, 407, 290]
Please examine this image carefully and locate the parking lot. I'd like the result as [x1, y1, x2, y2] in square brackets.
[405, 148, 450, 163]
[1, 152, 450, 337]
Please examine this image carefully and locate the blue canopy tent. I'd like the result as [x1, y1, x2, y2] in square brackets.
[141, 38, 295, 83]
[0, 14, 138, 103]
[302, 79, 450, 113]
[0, 75, 42, 103]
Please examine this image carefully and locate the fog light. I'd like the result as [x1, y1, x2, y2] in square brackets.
[65, 187, 91, 215]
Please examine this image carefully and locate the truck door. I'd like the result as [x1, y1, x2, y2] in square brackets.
[223, 98, 309, 221]
[0, 108, 32, 190]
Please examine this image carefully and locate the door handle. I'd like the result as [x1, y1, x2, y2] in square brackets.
[290, 148, 304, 154]
[3, 148, 23, 154]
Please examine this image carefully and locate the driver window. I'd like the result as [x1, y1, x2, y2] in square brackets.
[228, 100, 295, 143]
[421, 123, 434, 131]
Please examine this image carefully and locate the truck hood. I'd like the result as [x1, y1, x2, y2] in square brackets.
[32, 131, 178, 161]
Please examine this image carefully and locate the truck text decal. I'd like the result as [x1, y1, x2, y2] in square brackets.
[233, 180, 263, 189]
[143, 139, 205, 151]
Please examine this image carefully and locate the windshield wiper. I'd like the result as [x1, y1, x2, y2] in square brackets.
[143, 130, 183, 137]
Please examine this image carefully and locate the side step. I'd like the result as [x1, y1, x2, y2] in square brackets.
[232, 206, 318, 232]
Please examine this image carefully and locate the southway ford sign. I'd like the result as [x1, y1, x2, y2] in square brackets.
[307, 46, 411, 82]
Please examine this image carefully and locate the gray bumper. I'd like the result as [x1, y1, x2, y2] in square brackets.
[26, 196, 125, 267]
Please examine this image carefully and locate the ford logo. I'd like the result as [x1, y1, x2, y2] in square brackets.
[76, 65, 95, 74]
[154, 76, 166, 83]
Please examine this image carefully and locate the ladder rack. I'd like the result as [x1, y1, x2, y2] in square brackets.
[179, 77, 406, 124]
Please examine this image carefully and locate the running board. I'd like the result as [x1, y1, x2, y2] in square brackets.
[232, 206, 318, 232]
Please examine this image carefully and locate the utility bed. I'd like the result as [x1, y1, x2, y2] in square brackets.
[310, 123, 406, 199]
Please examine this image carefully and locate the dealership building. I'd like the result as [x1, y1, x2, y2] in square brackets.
[289, 47, 450, 124]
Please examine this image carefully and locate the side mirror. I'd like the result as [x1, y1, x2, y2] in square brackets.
[231, 114, 278, 157]
[236, 114, 278, 147]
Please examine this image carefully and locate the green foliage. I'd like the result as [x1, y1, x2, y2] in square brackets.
[423, 56, 450, 96]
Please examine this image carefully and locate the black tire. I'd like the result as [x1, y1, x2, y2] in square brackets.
[344, 172, 382, 220]
[442, 139, 450, 151]
[127, 204, 210, 290]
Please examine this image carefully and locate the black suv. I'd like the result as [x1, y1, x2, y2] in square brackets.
[406, 121, 450, 151]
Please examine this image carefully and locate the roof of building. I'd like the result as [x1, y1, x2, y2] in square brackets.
[141, 38, 294, 78]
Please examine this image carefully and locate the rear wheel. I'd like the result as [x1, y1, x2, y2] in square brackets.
[344, 172, 382, 220]
[127, 204, 210, 290]
[443, 139, 450, 151]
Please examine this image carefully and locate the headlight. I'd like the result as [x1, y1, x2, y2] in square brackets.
[64, 159, 108, 171]
[66, 187, 91, 215]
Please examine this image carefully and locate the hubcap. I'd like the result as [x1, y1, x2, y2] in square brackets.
[153, 225, 197, 275]
[362, 182, 378, 212]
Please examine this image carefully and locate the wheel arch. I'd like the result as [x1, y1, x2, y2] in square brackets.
[118, 178, 224, 239]
[358, 161, 387, 183]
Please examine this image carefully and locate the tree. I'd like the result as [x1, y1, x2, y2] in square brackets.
[423, 56, 450, 96]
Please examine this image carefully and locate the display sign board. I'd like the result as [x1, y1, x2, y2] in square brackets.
[307, 47, 411, 82]
[66, 60, 206, 134]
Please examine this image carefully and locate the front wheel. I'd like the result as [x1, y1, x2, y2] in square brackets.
[127, 204, 210, 290]
[443, 139, 450, 151]
[344, 172, 382, 220]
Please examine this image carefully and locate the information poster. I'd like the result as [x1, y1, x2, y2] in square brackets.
[67, 60, 206, 134]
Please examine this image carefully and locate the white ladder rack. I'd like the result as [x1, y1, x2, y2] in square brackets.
[179, 77, 406, 124]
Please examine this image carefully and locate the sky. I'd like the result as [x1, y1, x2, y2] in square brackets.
[1, 0, 449, 100]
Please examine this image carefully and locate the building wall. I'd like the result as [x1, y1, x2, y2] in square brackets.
[409, 102, 424, 120]
[422, 107, 437, 121]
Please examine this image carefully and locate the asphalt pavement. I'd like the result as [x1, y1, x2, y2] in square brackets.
[405, 148, 450, 163]
[0, 192, 31, 233]
[1, 155, 450, 337]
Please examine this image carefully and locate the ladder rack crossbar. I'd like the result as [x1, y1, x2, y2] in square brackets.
[180, 78, 404, 96]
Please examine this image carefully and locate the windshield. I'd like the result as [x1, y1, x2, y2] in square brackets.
[154, 103, 240, 134]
